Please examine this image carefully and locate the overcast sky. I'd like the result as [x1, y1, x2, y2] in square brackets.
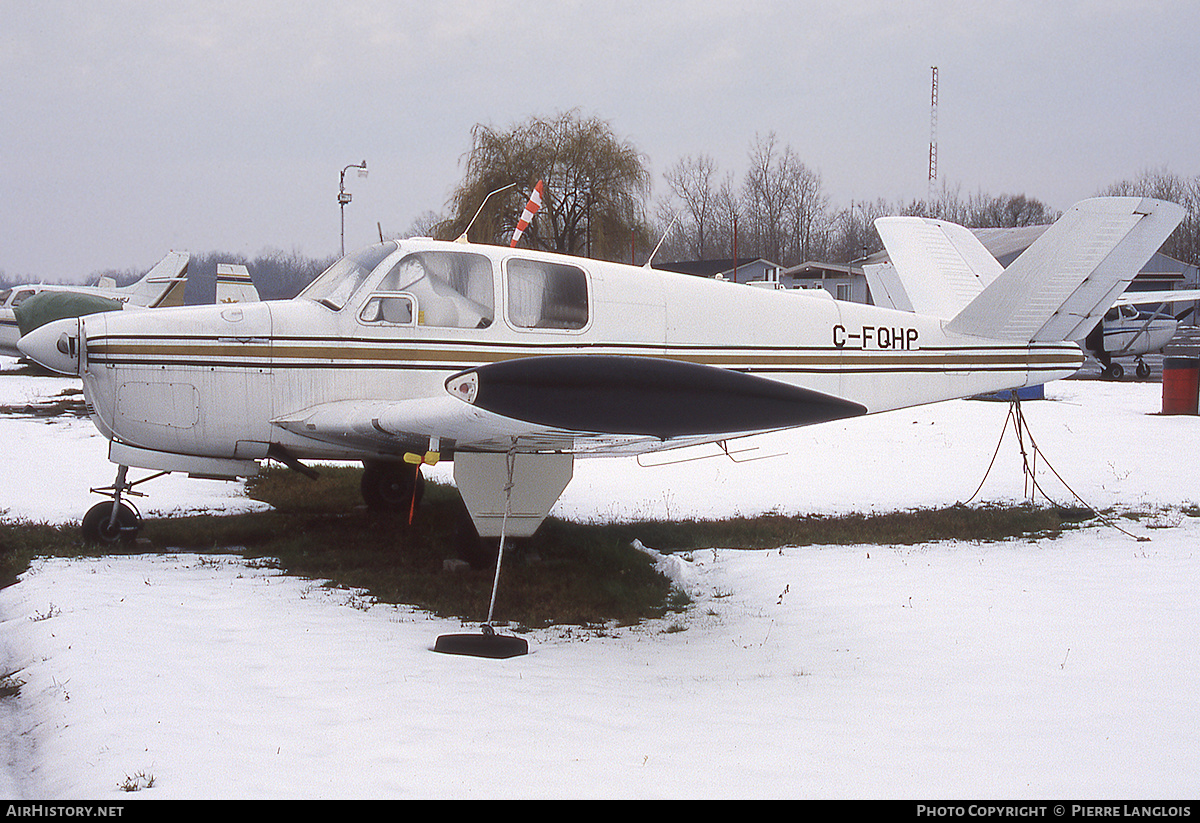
[3, 1, 1198, 282]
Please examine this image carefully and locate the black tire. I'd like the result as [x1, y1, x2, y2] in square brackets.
[1105, 362, 1124, 380]
[1136, 361, 1151, 379]
[81, 501, 141, 544]
[361, 462, 425, 513]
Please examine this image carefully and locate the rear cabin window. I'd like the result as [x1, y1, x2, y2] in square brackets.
[376, 251, 494, 329]
[506, 259, 589, 330]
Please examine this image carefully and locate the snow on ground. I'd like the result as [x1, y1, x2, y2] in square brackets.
[1, 360, 1199, 798]
[0, 365, 268, 525]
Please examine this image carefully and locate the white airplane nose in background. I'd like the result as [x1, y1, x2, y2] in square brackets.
[17, 317, 81, 375]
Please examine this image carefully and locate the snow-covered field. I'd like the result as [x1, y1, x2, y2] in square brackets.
[1, 361, 1198, 799]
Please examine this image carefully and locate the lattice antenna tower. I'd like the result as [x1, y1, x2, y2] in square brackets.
[927, 66, 938, 207]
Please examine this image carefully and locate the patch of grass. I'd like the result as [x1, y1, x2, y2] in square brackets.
[0, 387, 88, 419]
[0, 465, 1097, 627]
[0, 519, 84, 589]
[568, 502, 1094, 552]
[119, 771, 155, 792]
[140, 467, 677, 627]
[243, 463, 367, 514]
[0, 670, 23, 699]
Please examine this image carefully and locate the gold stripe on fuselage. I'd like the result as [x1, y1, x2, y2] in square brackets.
[85, 337, 1082, 373]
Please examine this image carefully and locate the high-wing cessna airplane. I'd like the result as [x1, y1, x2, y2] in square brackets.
[0, 251, 190, 358]
[1082, 290, 1200, 379]
[17, 197, 1185, 547]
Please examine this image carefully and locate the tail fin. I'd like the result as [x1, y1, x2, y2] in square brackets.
[215, 263, 261, 304]
[872, 215, 1001, 318]
[861, 262, 915, 312]
[946, 197, 1185, 342]
[120, 251, 190, 308]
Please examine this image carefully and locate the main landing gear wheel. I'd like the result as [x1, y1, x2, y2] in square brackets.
[1104, 362, 1124, 380]
[1136, 359, 1152, 379]
[361, 461, 425, 515]
[81, 501, 141, 544]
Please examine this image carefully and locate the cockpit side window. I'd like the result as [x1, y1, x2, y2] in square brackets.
[376, 251, 494, 328]
[506, 259, 589, 330]
[299, 241, 398, 311]
[359, 294, 414, 325]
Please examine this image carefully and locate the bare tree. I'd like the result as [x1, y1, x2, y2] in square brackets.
[660, 154, 721, 259]
[741, 132, 792, 263]
[784, 159, 829, 263]
[737, 133, 830, 266]
[403, 209, 447, 239]
[967, 191, 1058, 228]
[827, 199, 891, 264]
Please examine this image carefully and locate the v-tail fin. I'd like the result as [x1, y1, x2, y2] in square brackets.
[872, 214, 1001, 318]
[945, 197, 1185, 343]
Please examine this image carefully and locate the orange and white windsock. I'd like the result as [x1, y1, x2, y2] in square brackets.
[510, 180, 545, 247]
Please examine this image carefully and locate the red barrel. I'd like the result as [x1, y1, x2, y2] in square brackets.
[1162, 357, 1200, 414]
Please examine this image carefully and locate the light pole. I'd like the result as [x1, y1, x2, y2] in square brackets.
[339, 160, 368, 256]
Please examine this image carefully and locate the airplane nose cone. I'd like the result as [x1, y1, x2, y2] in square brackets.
[17, 317, 82, 375]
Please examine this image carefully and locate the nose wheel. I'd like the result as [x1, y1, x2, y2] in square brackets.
[81, 499, 141, 544]
[81, 465, 164, 544]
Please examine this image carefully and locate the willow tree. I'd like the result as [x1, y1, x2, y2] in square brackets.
[441, 111, 652, 261]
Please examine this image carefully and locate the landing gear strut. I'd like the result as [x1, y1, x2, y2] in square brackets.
[435, 443, 529, 659]
[81, 465, 164, 544]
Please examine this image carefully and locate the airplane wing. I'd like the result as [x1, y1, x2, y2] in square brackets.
[1112, 289, 1200, 306]
[271, 356, 867, 457]
[271, 393, 663, 457]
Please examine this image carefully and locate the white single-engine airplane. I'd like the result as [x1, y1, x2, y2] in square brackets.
[1082, 290, 1200, 379]
[0, 251, 190, 358]
[17, 197, 1184, 547]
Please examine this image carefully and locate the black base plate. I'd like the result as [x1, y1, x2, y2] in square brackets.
[434, 632, 528, 659]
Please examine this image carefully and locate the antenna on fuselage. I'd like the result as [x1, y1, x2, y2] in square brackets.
[456, 183, 518, 244]
[644, 212, 679, 268]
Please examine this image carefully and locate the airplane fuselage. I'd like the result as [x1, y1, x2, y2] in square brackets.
[1102, 317, 1177, 358]
[25, 238, 1083, 476]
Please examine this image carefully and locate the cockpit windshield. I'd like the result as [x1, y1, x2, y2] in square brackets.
[299, 242, 398, 311]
